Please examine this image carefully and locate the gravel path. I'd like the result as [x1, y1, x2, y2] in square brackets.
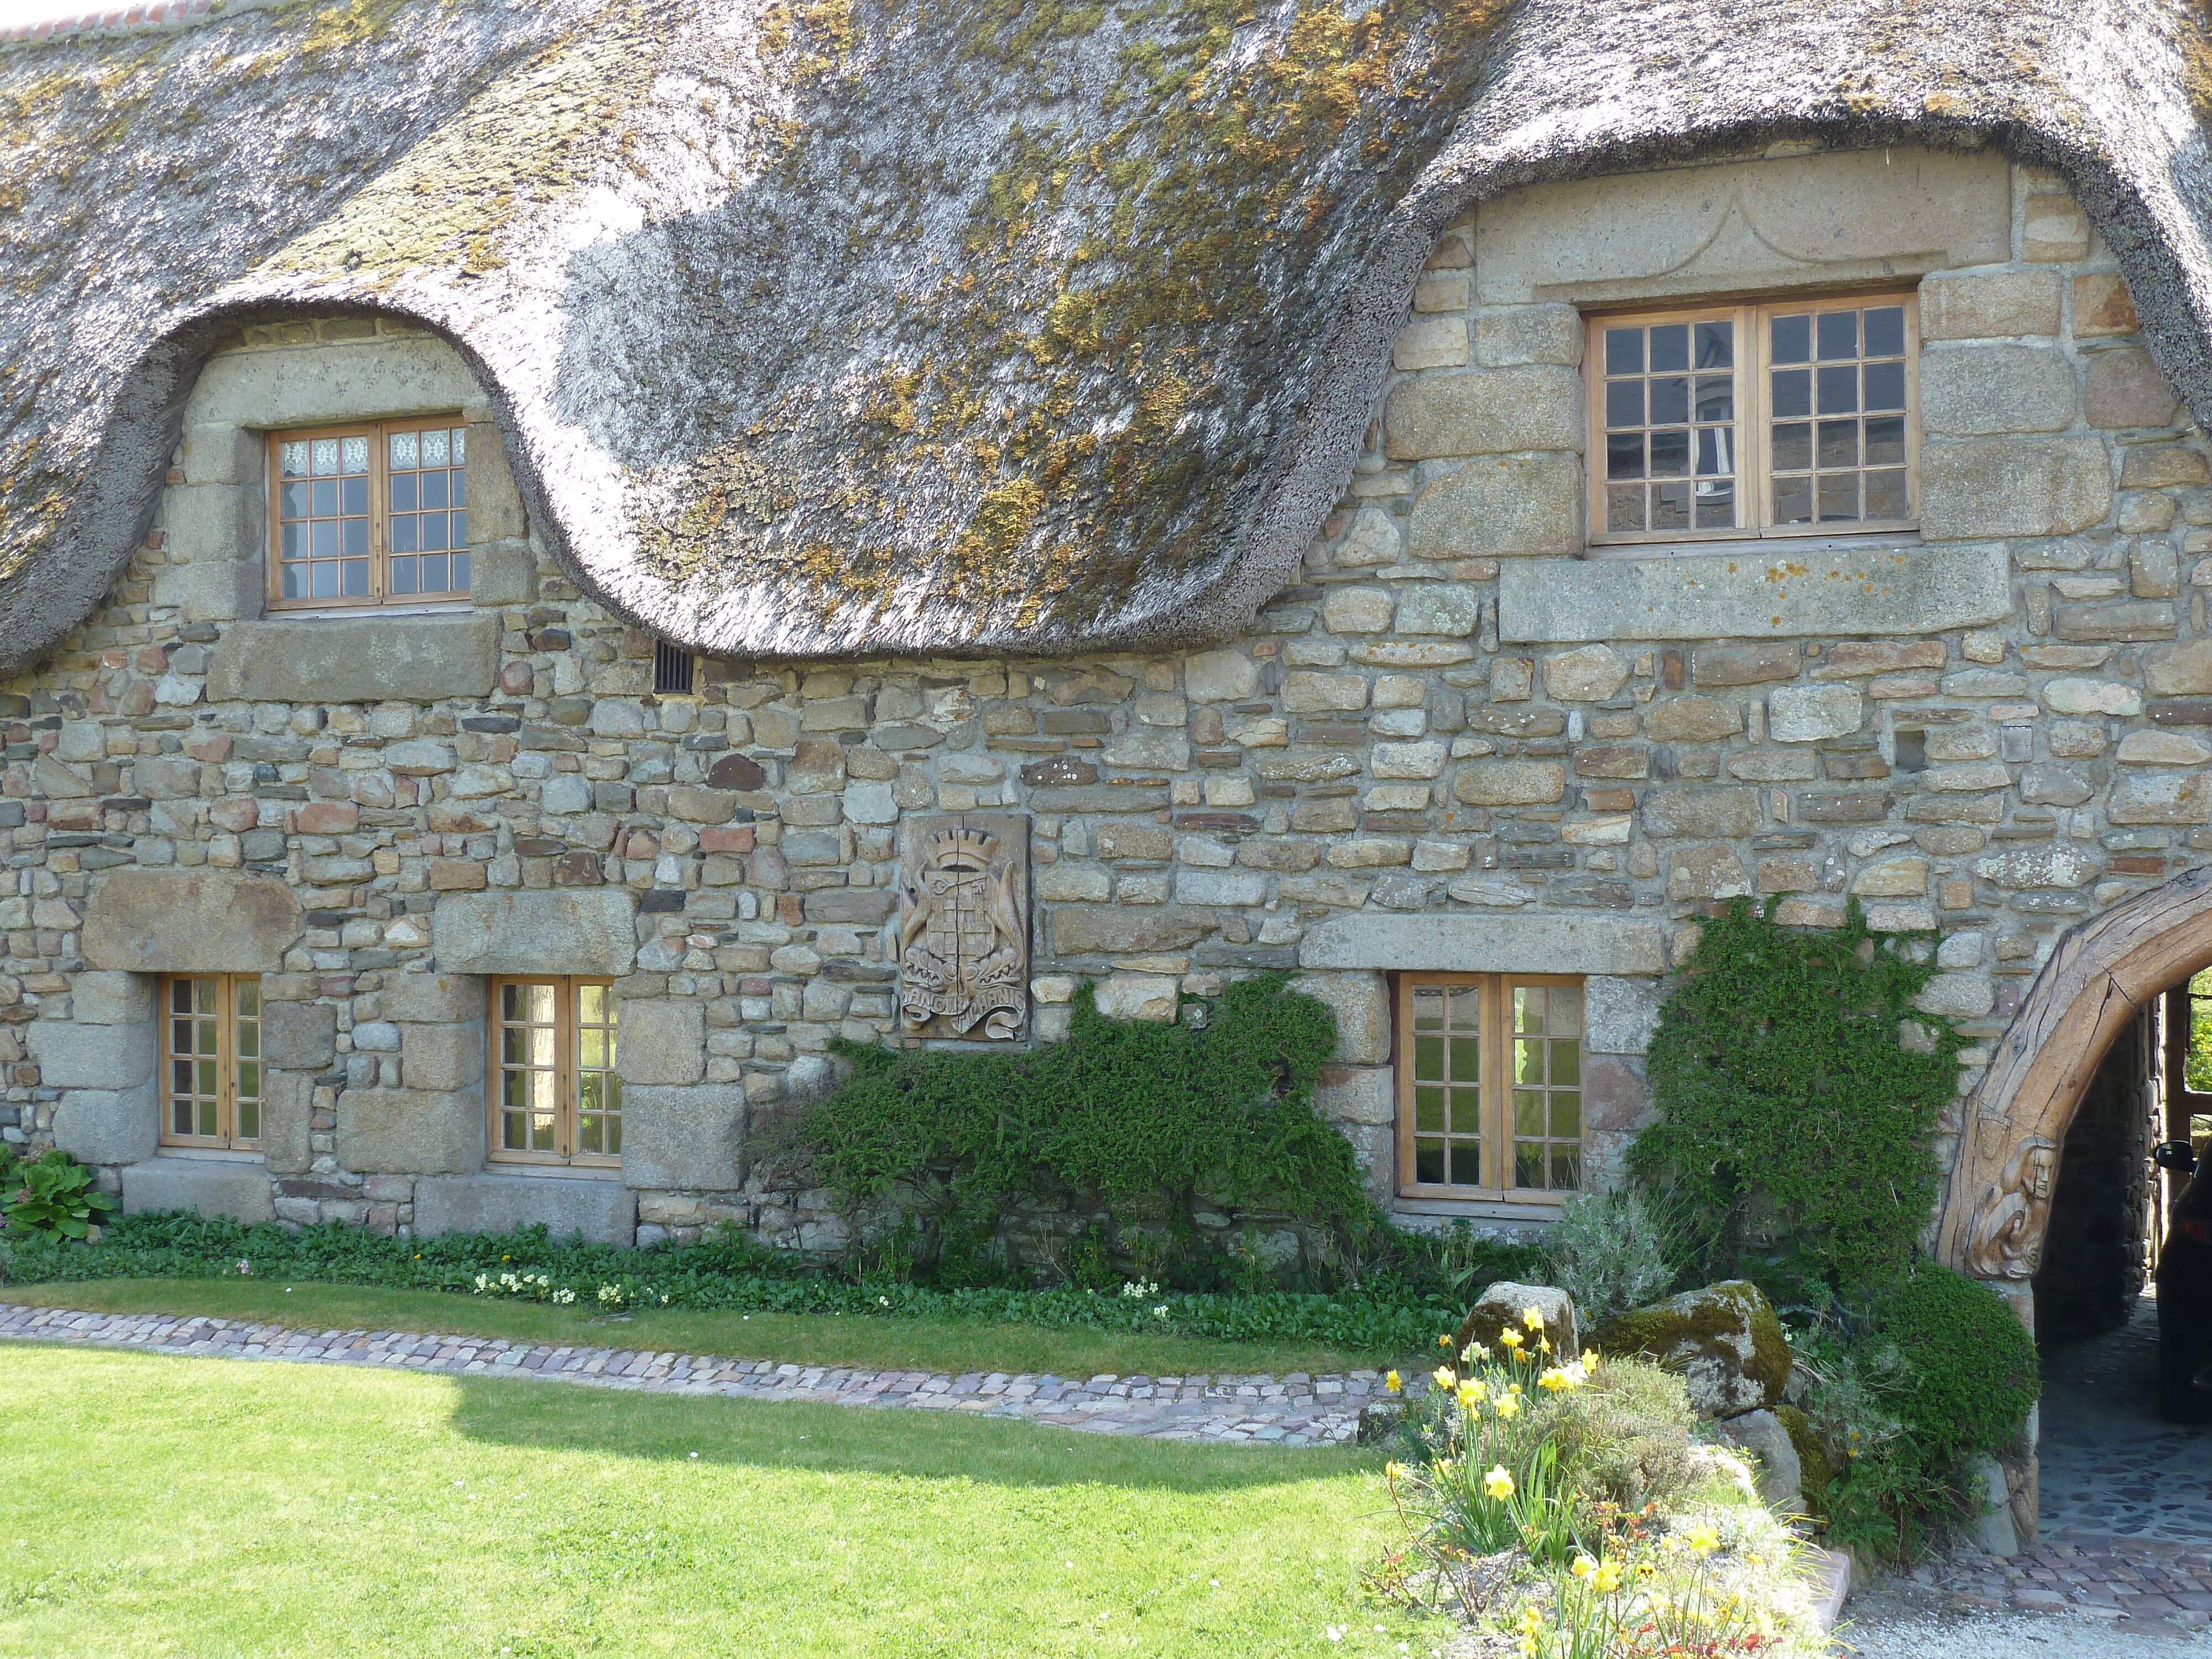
[0, 1301, 1381, 1443]
[1843, 1578, 2212, 1655]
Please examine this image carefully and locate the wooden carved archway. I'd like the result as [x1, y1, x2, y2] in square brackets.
[1937, 863, 2212, 1286]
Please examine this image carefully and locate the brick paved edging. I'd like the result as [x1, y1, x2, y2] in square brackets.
[1898, 1532, 2212, 1631]
[0, 1303, 1383, 1444]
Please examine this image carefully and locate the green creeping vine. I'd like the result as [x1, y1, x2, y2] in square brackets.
[1630, 898, 1968, 1287]
[800, 974, 1371, 1249]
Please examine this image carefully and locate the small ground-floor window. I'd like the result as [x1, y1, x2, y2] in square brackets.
[489, 977, 620, 1168]
[160, 974, 263, 1150]
[1396, 973, 1584, 1203]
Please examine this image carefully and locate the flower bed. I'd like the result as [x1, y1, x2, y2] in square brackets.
[1370, 1302, 1830, 1657]
[0, 1209, 1475, 1356]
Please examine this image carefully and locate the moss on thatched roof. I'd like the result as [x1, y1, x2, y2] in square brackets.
[2, 0, 2210, 669]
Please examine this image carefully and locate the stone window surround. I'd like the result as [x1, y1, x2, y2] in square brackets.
[161, 322, 534, 633]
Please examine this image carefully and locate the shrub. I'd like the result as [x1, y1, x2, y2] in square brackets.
[1541, 1190, 1683, 1327]
[1534, 1355, 1698, 1513]
[3, 1149, 117, 1242]
[800, 975, 1368, 1256]
[1631, 898, 1967, 1287]
[1868, 1261, 2040, 1461]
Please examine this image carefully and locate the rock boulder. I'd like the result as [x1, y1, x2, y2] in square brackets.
[1452, 1280, 1580, 1364]
[1595, 1280, 1792, 1417]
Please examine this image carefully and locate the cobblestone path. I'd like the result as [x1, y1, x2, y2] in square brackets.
[1867, 1296, 2212, 1639]
[0, 1303, 1381, 1444]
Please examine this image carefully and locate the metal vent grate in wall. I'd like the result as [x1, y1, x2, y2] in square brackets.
[653, 639, 695, 696]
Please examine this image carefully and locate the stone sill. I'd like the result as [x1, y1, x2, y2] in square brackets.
[1498, 540, 2011, 644]
[1583, 531, 1924, 562]
[484, 1161, 625, 1182]
[1390, 1197, 1558, 1230]
[266, 601, 474, 622]
[151, 1146, 265, 1165]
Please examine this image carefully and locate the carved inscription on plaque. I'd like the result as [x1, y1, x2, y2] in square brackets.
[896, 813, 1029, 1041]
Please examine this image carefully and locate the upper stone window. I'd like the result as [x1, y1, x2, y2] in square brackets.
[268, 419, 471, 607]
[1588, 295, 1918, 546]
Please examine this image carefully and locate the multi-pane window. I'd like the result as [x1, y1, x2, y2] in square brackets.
[489, 978, 620, 1168]
[268, 419, 469, 607]
[1589, 296, 1917, 545]
[1397, 974, 1583, 1202]
[160, 974, 262, 1150]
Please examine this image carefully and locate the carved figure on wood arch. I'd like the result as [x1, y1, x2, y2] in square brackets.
[897, 815, 1029, 1041]
[1965, 1135, 2060, 1280]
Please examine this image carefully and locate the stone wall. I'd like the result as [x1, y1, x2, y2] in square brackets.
[3, 146, 2209, 1260]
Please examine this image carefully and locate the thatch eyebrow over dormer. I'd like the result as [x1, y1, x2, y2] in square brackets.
[3, 0, 2209, 674]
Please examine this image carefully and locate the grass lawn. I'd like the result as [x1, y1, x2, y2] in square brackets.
[0, 1343, 1431, 1658]
[1, 1278, 1396, 1378]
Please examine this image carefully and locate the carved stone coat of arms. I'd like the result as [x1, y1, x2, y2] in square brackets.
[896, 813, 1029, 1041]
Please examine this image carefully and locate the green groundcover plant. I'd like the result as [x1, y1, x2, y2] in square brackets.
[0, 1208, 1548, 1358]
[2, 1147, 118, 1242]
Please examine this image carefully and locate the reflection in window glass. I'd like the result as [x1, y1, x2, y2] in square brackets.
[1771, 302, 1910, 526]
[1601, 319, 1738, 535]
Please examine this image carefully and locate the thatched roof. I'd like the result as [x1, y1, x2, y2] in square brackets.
[3, 0, 2210, 672]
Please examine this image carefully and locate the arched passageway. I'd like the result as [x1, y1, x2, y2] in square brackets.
[1936, 865, 2212, 1548]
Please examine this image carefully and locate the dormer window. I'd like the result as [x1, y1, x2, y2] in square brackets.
[268, 419, 471, 607]
[1587, 295, 1918, 546]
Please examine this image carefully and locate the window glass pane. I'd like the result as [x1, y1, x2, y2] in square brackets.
[1771, 422, 1812, 472]
[1770, 314, 1811, 363]
[1819, 473, 1860, 521]
[1694, 375, 1733, 423]
[1411, 987, 1443, 1031]
[1551, 1149, 1582, 1191]
[451, 550, 471, 591]
[1651, 481, 1691, 531]
[1415, 1141, 1446, 1185]
[1693, 320, 1733, 368]
[1604, 327, 1643, 375]
[392, 515, 418, 554]
[311, 479, 338, 518]
[1771, 368, 1811, 420]
[311, 437, 340, 474]
[1606, 380, 1643, 428]
[1514, 1088, 1543, 1134]
[1865, 415, 1907, 468]
[1649, 324, 1689, 372]
[1514, 985, 1543, 1033]
[1445, 986, 1478, 1028]
[422, 554, 448, 593]
[1694, 429, 1729, 477]
[1816, 363, 1858, 414]
[1774, 476, 1813, 525]
[311, 519, 338, 557]
[1515, 1039, 1543, 1086]
[342, 517, 369, 556]
[1694, 481, 1735, 530]
[421, 471, 449, 510]
[1648, 377, 1689, 425]
[1816, 311, 1858, 360]
[1448, 1034, 1479, 1081]
[1865, 468, 1910, 520]
[1550, 1092, 1580, 1138]
[1414, 1086, 1444, 1132]
[1413, 1033, 1443, 1079]
[390, 473, 418, 512]
[421, 514, 448, 552]
[422, 429, 450, 467]
[1606, 484, 1645, 533]
[391, 557, 418, 595]
[340, 436, 369, 473]
[1449, 1087, 1481, 1135]
[1818, 420, 1859, 469]
[451, 427, 467, 464]
[341, 559, 369, 597]
[1515, 1145, 1545, 1188]
[311, 562, 339, 599]
[341, 476, 369, 515]
[389, 431, 419, 470]
[1449, 1144, 1482, 1187]
[1649, 429, 1689, 477]
[1548, 984, 1581, 1036]
[1864, 359, 1906, 412]
[1865, 305, 1906, 358]
[1606, 431, 1645, 482]
[280, 441, 310, 477]
[1550, 1039, 1580, 1086]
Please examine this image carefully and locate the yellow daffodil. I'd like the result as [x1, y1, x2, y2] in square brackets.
[1385, 1369, 1401, 1393]
[1494, 1395, 1520, 1420]
[1594, 1561, 1624, 1594]
[1438, 1333, 1454, 1348]
[1687, 1525, 1720, 1557]
[1457, 1381, 1480, 1410]
[1484, 1465, 1516, 1500]
[1538, 1367, 1571, 1392]
[1517, 1607, 1543, 1635]
[1499, 1328, 1525, 1350]
[1538, 1337, 1553, 1355]
[1433, 1365, 1455, 1390]
[1522, 1306, 1545, 1331]
[1385, 1460, 1409, 1481]
[1581, 1349, 1601, 1370]
[1570, 1554, 1597, 1580]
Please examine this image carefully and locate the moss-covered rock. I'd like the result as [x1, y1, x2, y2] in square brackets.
[1775, 1402, 1832, 1516]
[1595, 1279, 1791, 1418]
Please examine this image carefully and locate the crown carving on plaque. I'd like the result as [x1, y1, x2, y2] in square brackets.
[928, 827, 1000, 871]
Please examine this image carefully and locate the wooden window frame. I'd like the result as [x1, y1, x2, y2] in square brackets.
[159, 973, 264, 1152]
[1585, 292, 1920, 548]
[1394, 972, 1586, 1207]
[487, 976, 622, 1172]
[264, 416, 472, 611]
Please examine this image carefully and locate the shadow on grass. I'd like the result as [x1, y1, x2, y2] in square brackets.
[434, 1362, 1383, 1496]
